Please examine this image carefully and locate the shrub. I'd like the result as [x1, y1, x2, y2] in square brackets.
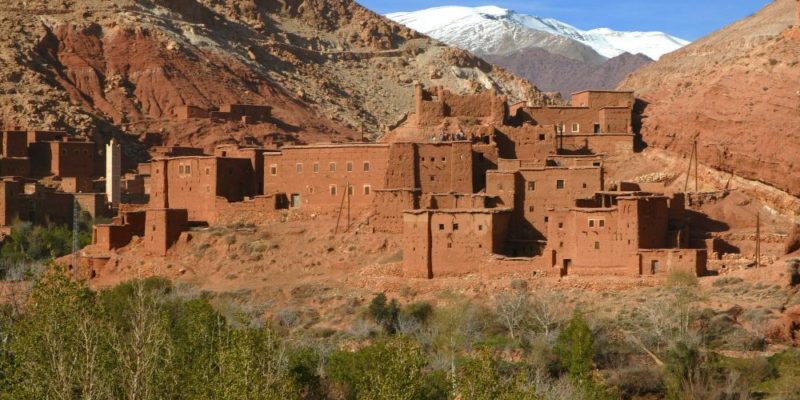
[554, 311, 594, 381]
[368, 293, 400, 334]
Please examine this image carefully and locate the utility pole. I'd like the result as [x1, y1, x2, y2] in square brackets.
[346, 183, 351, 233]
[684, 140, 699, 193]
[694, 140, 699, 192]
[72, 197, 79, 278]
[755, 212, 761, 268]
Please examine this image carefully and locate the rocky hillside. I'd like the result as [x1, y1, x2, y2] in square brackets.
[486, 49, 652, 98]
[0, 0, 545, 157]
[619, 0, 800, 197]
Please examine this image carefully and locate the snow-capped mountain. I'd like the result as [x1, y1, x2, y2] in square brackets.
[387, 6, 689, 61]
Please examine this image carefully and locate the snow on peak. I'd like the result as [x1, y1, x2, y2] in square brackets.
[387, 5, 689, 60]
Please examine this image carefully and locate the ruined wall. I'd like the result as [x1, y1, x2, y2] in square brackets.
[373, 189, 418, 233]
[639, 249, 707, 276]
[413, 84, 506, 127]
[93, 224, 134, 251]
[144, 208, 188, 256]
[0, 158, 30, 177]
[75, 193, 109, 220]
[214, 146, 272, 195]
[264, 144, 390, 213]
[494, 125, 557, 161]
[620, 196, 670, 249]
[402, 211, 432, 279]
[599, 107, 631, 134]
[175, 106, 210, 119]
[415, 142, 474, 194]
[214, 195, 282, 226]
[559, 134, 634, 155]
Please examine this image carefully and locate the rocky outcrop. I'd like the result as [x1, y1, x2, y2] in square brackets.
[0, 0, 547, 160]
[487, 48, 652, 98]
[619, 0, 800, 197]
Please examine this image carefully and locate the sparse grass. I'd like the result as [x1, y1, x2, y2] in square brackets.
[712, 277, 744, 287]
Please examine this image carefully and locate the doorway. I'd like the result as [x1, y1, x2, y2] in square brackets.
[290, 193, 301, 208]
[593, 123, 600, 134]
[651, 260, 660, 274]
[563, 259, 572, 276]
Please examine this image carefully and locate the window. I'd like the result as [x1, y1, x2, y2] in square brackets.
[185, 165, 191, 174]
[594, 241, 600, 250]
[592, 161, 601, 167]
[572, 123, 580, 133]
[544, 216, 549, 223]
[447, 243, 452, 249]
[478, 225, 483, 231]
[296, 163, 303, 173]
[558, 222, 563, 229]
[363, 162, 370, 172]
[528, 206, 534, 212]
[347, 185, 354, 195]
[582, 183, 587, 188]
[430, 176, 435, 181]
[439, 224, 445, 230]
[430, 157, 435, 162]
[527, 181, 536, 191]
[313, 163, 320, 173]
[441, 157, 446, 162]
[538, 133, 545, 141]
[453, 223, 459, 230]
[179, 165, 184, 174]
[329, 162, 336, 172]
[205, 168, 210, 175]
[329, 185, 337, 196]
[346, 162, 353, 172]
[363, 185, 371, 195]
[556, 180, 565, 189]
[599, 220, 605, 228]
[559, 242, 564, 248]
[270, 164, 277, 176]
[589, 220, 595, 228]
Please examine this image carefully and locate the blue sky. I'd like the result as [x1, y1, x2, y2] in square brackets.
[360, 0, 771, 40]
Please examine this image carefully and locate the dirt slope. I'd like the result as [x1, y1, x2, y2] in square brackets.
[619, 0, 800, 197]
[0, 0, 546, 158]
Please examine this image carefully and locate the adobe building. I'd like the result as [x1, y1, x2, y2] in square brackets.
[144, 208, 188, 256]
[29, 138, 96, 178]
[149, 156, 255, 224]
[545, 191, 705, 277]
[176, 104, 272, 124]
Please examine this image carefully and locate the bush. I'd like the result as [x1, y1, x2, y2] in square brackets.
[554, 311, 594, 381]
[368, 293, 400, 334]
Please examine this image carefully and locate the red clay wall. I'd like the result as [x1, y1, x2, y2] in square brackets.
[144, 208, 188, 256]
[571, 91, 634, 109]
[403, 210, 511, 278]
[150, 157, 255, 223]
[30, 141, 96, 178]
[263, 144, 390, 213]
[214, 195, 282, 226]
[175, 106, 210, 119]
[373, 189, 418, 233]
[2, 131, 28, 157]
[639, 249, 707, 276]
[0, 158, 30, 177]
[93, 224, 133, 251]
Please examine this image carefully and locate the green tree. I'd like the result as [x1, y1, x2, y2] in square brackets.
[456, 349, 539, 400]
[554, 311, 594, 381]
[327, 339, 427, 400]
[368, 293, 400, 334]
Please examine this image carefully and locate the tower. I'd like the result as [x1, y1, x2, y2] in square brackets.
[106, 138, 121, 208]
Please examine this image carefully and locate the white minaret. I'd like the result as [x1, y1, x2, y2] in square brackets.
[106, 138, 121, 208]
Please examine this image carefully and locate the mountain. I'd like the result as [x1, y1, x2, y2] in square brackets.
[486, 49, 653, 97]
[387, 6, 689, 61]
[0, 0, 546, 159]
[619, 0, 800, 197]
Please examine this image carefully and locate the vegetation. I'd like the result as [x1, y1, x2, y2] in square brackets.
[0, 271, 798, 399]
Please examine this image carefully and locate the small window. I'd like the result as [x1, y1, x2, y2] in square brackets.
[441, 157, 446, 162]
[179, 165, 184, 174]
[599, 220, 605, 228]
[363, 162, 370, 172]
[559, 242, 564, 248]
[447, 243, 452, 249]
[582, 183, 587, 189]
[205, 168, 210, 175]
[453, 223, 459, 231]
[429, 157, 435, 162]
[528, 206, 534, 212]
[296, 163, 303, 173]
[330, 162, 336, 172]
[594, 241, 600, 250]
[185, 165, 191, 174]
[430, 176, 435, 181]
[439, 224, 445, 231]
[363, 185, 371, 195]
[558, 222, 563, 229]
[478, 225, 483, 231]
[572, 123, 580, 133]
[346, 162, 353, 172]
[270, 164, 278, 176]
[538, 133, 545, 141]
[589, 220, 595, 228]
[592, 161, 601, 167]
[556, 180, 565, 189]
[347, 185, 354, 195]
[313, 163, 320, 173]
[330, 185, 337, 196]
[527, 181, 536, 191]
[544, 216, 549, 223]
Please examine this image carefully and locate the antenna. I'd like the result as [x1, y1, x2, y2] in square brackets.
[72, 197, 79, 278]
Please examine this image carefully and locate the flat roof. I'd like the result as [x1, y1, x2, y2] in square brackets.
[281, 143, 390, 150]
[571, 90, 635, 95]
[403, 207, 513, 215]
